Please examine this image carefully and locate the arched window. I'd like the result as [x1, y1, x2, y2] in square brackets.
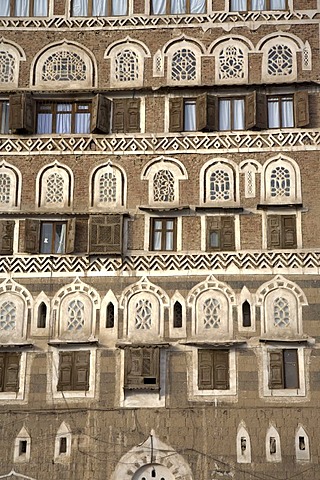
[67, 299, 85, 331]
[0, 51, 15, 84]
[106, 41, 148, 88]
[0, 287, 30, 342]
[33, 43, 95, 88]
[58, 293, 94, 339]
[266, 426, 281, 462]
[171, 48, 197, 82]
[273, 297, 290, 328]
[263, 157, 300, 204]
[173, 301, 183, 328]
[0, 41, 25, 89]
[295, 426, 310, 461]
[270, 166, 291, 198]
[0, 300, 16, 331]
[91, 163, 125, 209]
[0, 162, 21, 210]
[265, 289, 297, 335]
[54, 422, 71, 460]
[196, 291, 230, 336]
[237, 425, 251, 463]
[106, 302, 115, 328]
[115, 49, 139, 82]
[14, 427, 31, 463]
[209, 169, 231, 201]
[203, 162, 236, 204]
[242, 301, 251, 327]
[134, 298, 153, 330]
[37, 302, 47, 328]
[153, 169, 175, 203]
[38, 164, 72, 209]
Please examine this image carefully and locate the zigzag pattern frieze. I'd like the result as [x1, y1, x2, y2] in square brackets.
[2, 130, 320, 156]
[0, 252, 319, 276]
[0, 10, 316, 30]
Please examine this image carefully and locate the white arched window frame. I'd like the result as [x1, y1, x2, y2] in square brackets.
[58, 293, 93, 339]
[91, 163, 126, 209]
[142, 158, 188, 207]
[0, 293, 27, 342]
[0, 162, 21, 210]
[201, 161, 238, 206]
[213, 41, 249, 85]
[237, 286, 256, 332]
[100, 290, 118, 344]
[266, 426, 281, 462]
[38, 165, 72, 209]
[261, 37, 298, 83]
[264, 288, 299, 336]
[106, 41, 149, 88]
[262, 156, 301, 204]
[54, 422, 72, 462]
[236, 424, 251, 463]
[32, 291, 50, 336]
[0, 41, 25, 89]
[169, 291, 186, 339]
[31, 42, 96, 89]
[239, 159, 261, 199]
[166, 41, 202, 86]
[14, 426, 31, 463]
[295, 426, 310, 462]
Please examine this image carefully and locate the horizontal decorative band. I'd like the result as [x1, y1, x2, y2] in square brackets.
[0, 11, 316, 30]
[1, 129, 320, 155]
[0, 251, 320, 276]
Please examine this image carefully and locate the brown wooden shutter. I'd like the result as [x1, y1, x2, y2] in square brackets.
[0, 220, 15, 255]
[198, 350, 214, 390]
[126, 99, 140, 133]
[169, 98, 183, 132]
[221, 216, 235, 251]
[57, 352, 73, 391]
[283, 215, 297, 249]
[74, 351, 90, 391]
[267, 216, 281, 249]
[207, 217, 221, 251]
[294, 91, 309, 127]
[256, 93, 267, 129]
[0, 354, 4, 392]
[3, 353, 20, 392]
[24, 219, 40, 254]
[283, 349, 299, 389]
[125, 348, 159, 390]
[207, 95, 218, 131]
[112, 99, 126, 133]
[269, 352, 284, 389]
[65, 218, 76, 254]
[245, 92, 256, 129]
[91, 94, 111, 133]
[9, 94, 34, 134]
[89, 214, 123, 254]
[213, 350, 229, 390]
[196, 93, 207, 130]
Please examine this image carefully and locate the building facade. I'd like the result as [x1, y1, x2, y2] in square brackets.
[0, 0, 319, 479]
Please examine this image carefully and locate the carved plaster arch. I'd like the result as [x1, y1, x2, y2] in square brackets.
[256, 275, 308, 307]
[36, 160, 74, 209]
[187, 275, 236, 306]
[209, 35, 254, 53]
[119, 277, 169, 309]
[256, 32, 305, 52]
[239, 159, 262, 173]
[0, 471, 36, 480]
[53, 278, 101, 309]
[0, 38, 26, 89]
[162, 35, 206, 55]
[261, 154, 301, 204]
[89, 160, 127, 209]
[104, 36, 151, 57]
[200, 158, 239, 205]
[141, 156, 188, 179]
[111, 430, 193, 480]
[0, 160, 22, 209]
[0, 278, 32, 309]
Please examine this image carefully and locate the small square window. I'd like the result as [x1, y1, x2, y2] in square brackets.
[57, 351, 90, 392]
[198, 349, 230, 390]
[19, 440, 27, 456]
[150, 218, 177, 251]
[269, 349, 299, 389]
[40, 222, 67, 254]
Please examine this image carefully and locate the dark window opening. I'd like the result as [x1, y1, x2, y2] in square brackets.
[241, 437, 247, 452]
[269, 349, 299, 389]
[19, 440, 27, 455]
[242, 301, 251, 327]
[106, 302, 115, 328]
[37, 302, 47, 328]
[299, 436, 306, 451]
[173, 301, 183, 328]
[59, 437, 67, 454]
[270, 437, 277, 454]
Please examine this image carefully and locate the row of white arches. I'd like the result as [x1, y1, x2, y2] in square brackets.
[12, 422, 311, 465]
[0, 32, 310, 89]
[0, 275, 307, 342]
[0, 155, 302, 210]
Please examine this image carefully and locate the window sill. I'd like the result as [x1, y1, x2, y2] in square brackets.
[257, 203, 303, 210]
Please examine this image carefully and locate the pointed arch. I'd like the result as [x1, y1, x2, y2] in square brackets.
[36, 161, 73, 209]
[237, 286, 256, 332]
[0, 160, 22, 210]
[31, 40, 96, 88]
[111, 430, 193, 480]
[266, 425, 281, 462]
[90, 161, 127, 210]
[100, 289, 118, 344]
[32, 291, 50, 335]
[169, 291, 186, 338]
[54, 422, 72, 461]
[120, 277, 169, 339]
[14, 426, 31, 463]
[295, 425, 310, 461]
[237, 423, 251, 463]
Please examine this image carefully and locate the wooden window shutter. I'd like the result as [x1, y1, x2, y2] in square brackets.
[0, 354, 4, 391]
[125, 348, 159, 390]
[245, 92, 256, 129]
[294, 91, 309, 127]
[221, 216, 235, 251]
[91, 94, 111, 133]
[65, 218, 76, 254]
[267, 216, 281, 249]
[196, 93, 207, 130]
[89, 214, 123, 254]
[198, 350, 214, 390]
[213, 350, 229, 390]
[57, 352, 73, 391]
[207, 217, 221, 251]
[9, 94, 34, 134]
[74, 351, 90, 391]
[0, 220, 15, 255]
[169, 98, 183, 132]
[256, 93, 267, 129]
[206, 95, 218, 131]
[283, 349, 299, 389]
[126, 99, 140, 133]
[112, 99, 126, 133]
[24, 219, 40, 254]
[3, 353, 20, 392]
[269, 352, 284, 389]
[283, 215, 297, 249]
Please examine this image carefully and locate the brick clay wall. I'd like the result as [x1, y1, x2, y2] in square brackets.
[1, 0, 320, 479]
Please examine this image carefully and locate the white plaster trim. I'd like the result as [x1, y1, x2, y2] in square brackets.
[89, 161, 126, 210]
[13, 427, 30, 464]
[199, 158, 239, 206]
[32, 291, 50, 337]
[261, 154, 302, 204]
[36, 160, 74, 210]
[236, 424, 251, 463]
[295, 425, 310, 462]
[166, 41, 202, 86]
[260, 36, 298, 83]
[266, 425, 281, 462]
[99, 290, 118, 345]
[169, 291, 186, 339]
[0, 160, 22, 210]
[237, 286, 256, 333]
[54, 422, 72, 463]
